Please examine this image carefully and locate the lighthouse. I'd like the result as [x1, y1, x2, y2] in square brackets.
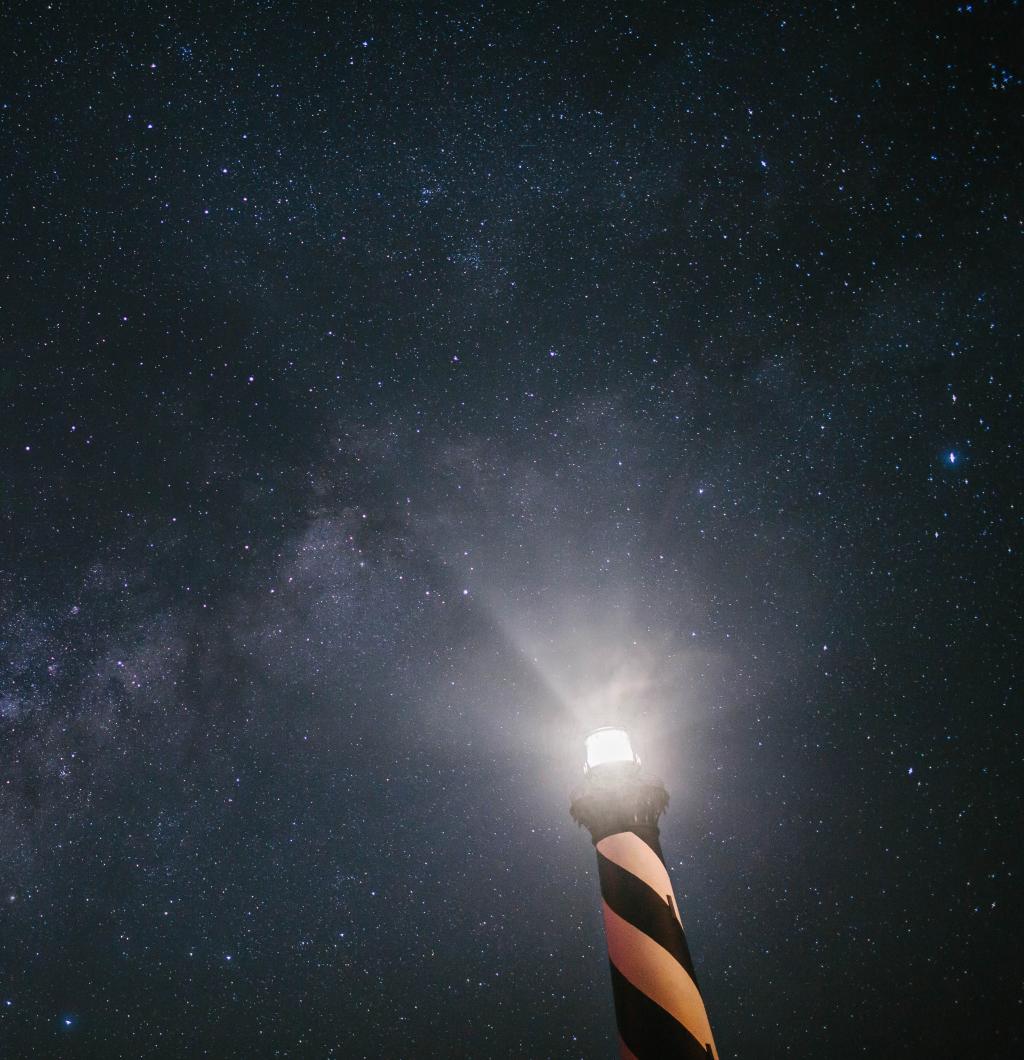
[570, 727, 718, 1059]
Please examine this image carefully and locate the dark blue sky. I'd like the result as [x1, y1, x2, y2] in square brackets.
[2, 2, 1021, 1056]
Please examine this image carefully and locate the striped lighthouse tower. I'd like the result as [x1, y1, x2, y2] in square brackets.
[571, 728, 718, 1060]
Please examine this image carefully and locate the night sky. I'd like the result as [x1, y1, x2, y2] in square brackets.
[2, 2, 1022, 1057]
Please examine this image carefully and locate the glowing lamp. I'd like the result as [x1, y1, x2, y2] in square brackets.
[583, 726, 639, 773]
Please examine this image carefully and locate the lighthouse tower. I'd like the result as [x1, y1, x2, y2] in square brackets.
[570, 727, 718, 1059]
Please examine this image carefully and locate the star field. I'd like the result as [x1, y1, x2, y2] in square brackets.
[1, 2, 1022, 1057]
